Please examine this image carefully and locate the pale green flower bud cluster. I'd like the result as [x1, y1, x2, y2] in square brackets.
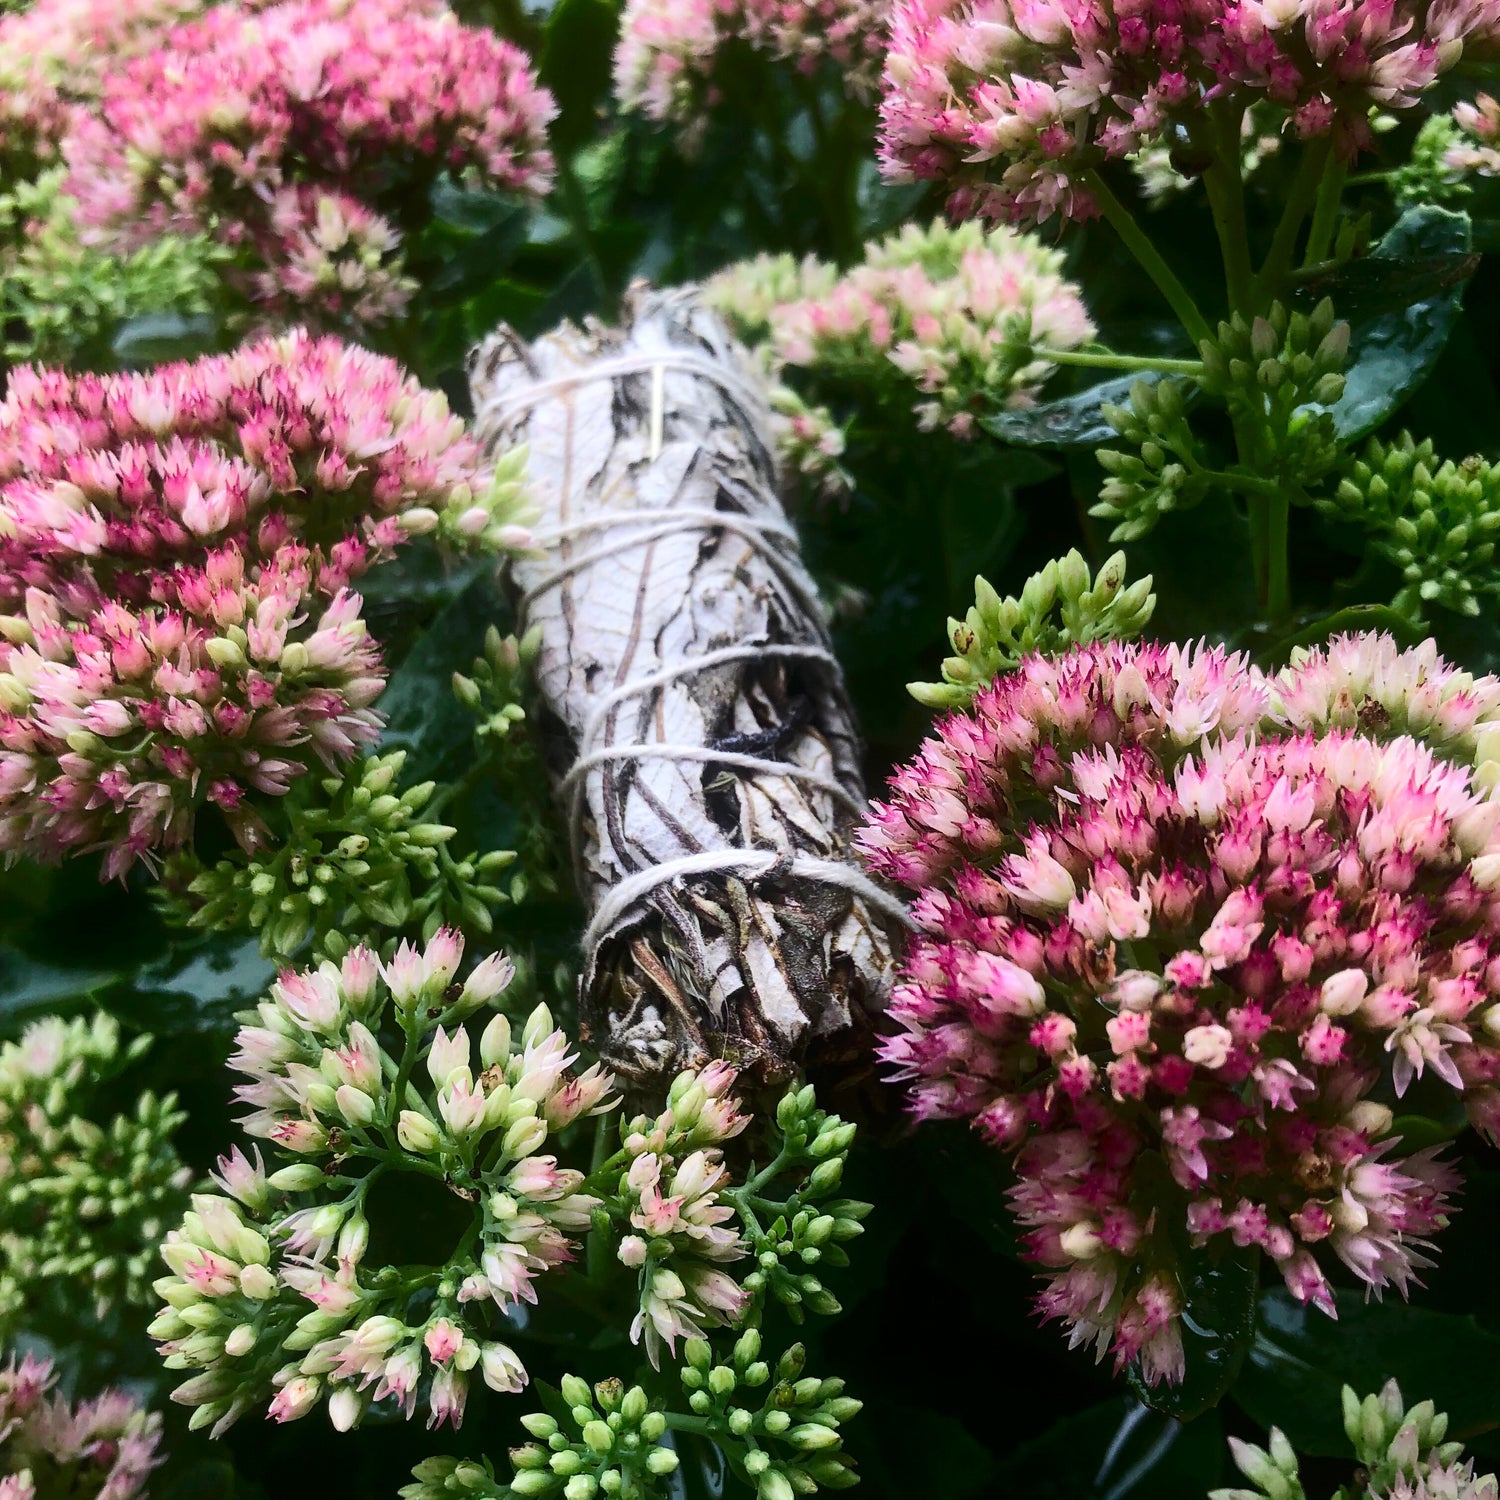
[0, 167, 229, 364]
[1094, 375, 1210, 541]
[733, 1086, 868, 1327]
[767, 383, 851, 501]
[502, 1376, 680, 1500]
[1391, 113, 1470, 207]
[908, 548, 1156, 709]
[452, 623, 562, 907]
[161, 749, 517, 960]
[1095, 302, 1349, 544]
[1318, 434, 1500, 621]
[679, 1332, 861, 1500]
[0, 1013, 189, 1342]
[151, 932, 615, 1437]
[400, 443, 537, 555]
[1210, 1382, 1498, 1500]
[399, 1074, 872, 1500]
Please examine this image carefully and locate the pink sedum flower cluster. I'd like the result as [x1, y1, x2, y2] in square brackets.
[0, 331, 504, 879]
[615, 1063, 753, 1366]
[0, 329, 491, 616]
[0, 1349, 161, 1500]
[860, 635, 1500, 1384]
[707, 217, 1095, 435]
[614, 0, 890, 133]
[0, 0, 214, 168]
[0, 543, 384, 878]
[62, 0, 555, 329]
[1449, 94, 1500, 179]
[878, 0, 1500, 224]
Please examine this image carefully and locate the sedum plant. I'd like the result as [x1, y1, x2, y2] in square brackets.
[0, 1013, 189, 1346]
[149, 928, 870, 1499]
[1213, 1381, 1500, 1500]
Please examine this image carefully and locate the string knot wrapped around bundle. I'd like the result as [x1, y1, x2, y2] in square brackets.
[468, 287, 904, 1088]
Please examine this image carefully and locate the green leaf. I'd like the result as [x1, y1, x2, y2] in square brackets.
[990, 1398, 1224, 1500]
[539, 0, 620, 149]
[980, 374, 1152, 450]
[1241, 603, 1428, 667]
[0, 947, 118, 1031]
[377, 569, 505, 785]
[1129, 1245, 1259, 1421]
[1323, 207, 1477, 440]
[111, 311, 219, 367]
[1236, 1289, 1500, 1456]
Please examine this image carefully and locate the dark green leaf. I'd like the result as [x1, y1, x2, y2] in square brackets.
[428, 177, 532, 237]
[0, 947, 118, 1031]
[980, 374, 1150, 450]
[1236, 1289, 1500, 1456]
[989, 1398, 1224, 1500]
[1328, 207, 1477, 439]
[377, 569, 505, 785]
[1240, 603, 1429, 667]
[539, 0, 620, 148]
[111, 311, 219, 367]
[1129, 1245, 1259, 1421]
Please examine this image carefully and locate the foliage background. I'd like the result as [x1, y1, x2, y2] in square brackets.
[5, 3, 1500, 1497]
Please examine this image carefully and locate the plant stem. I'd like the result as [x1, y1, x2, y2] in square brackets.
[387, 1017, 421, 1131]
[1202, 104, 1254, 315]
[425, 740, 502, 819]
[1264, 489, 1292, 621]
[1082, 170, 1214, 347]
[1024, 346, 1205, 376]
[1254, 136, 1332, 305]
[1303, 157, 1348, 269]
[663, 1414, 721, 1437]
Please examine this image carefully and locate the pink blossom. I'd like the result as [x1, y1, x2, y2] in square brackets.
[877, 0, 1500, 224]
[707, 217, 1096, 434]
[863, 636, 1500, 1383]
[62, 0, 555, 330]
[0, 329, 488, 614]
[615, 0, 890, 132]
[0, 1349, 161, 1500]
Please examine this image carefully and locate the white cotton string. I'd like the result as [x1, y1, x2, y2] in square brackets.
[561, 743, 866, 817]
[582, 848, 914, 952]
[573, 643, 838, 770]
[518, 506, 808, 615]
[481, 350, 774, 432]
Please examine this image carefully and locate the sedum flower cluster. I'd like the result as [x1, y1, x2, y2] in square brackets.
[1447, 95, 1500, 181]
[1215, 1380, 1499, 1500]
[876, 0, 1500, 224]
[0, 1013, 189, 1344]
[151, 927, 870, 1480]
[0, 332, 526, 879]
[860, 632, 1500, 1385]
[161, 749, 519, 961]
[404, 1334, 861, 1500]
[614, 0, 890, 136]
[0, 0, 210, 175]
[0, 168, 226, 365]
[706, 217, 1095, 442]
[0, 1349, 162, 1500]
[152, 930, 604, 1436]
[61, 0, 556, 332]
